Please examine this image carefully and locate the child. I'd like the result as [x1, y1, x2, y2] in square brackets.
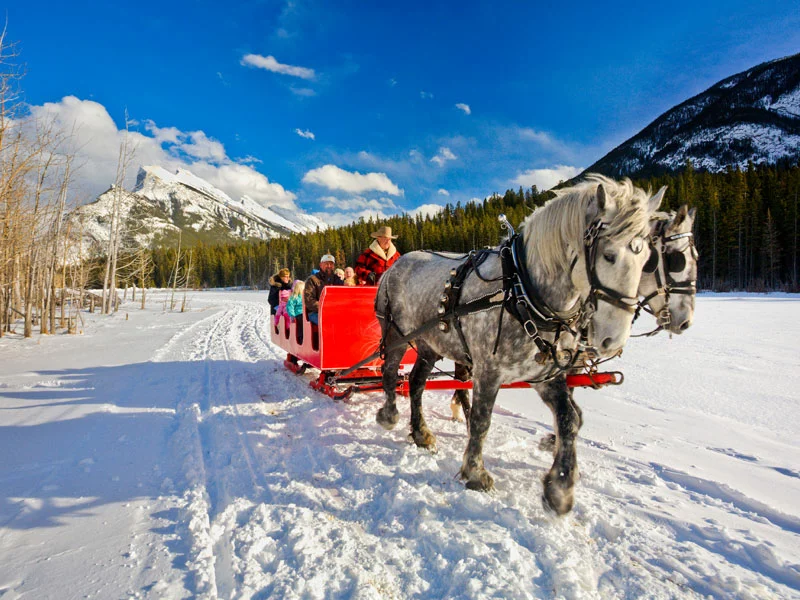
[343, 266, 358, 286]
[286, 280, 305, 323]
[274, 284, 292, 327]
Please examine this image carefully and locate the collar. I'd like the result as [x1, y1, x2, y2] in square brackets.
[369, 239, 397, 261]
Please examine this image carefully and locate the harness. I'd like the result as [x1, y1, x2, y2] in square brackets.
[430, 215, 641, 376]
[340, 214, 642, 382]
[633, 220, 697, 336]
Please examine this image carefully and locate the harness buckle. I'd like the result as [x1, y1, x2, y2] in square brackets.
[523, 319, 538, 338]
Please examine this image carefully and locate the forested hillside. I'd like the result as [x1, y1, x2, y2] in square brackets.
[142, 162, 800, 292]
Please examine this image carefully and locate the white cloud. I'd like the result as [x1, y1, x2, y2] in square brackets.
[320, 195, 398, 212]
[388, 78, 398, 87]
[240, 54, 316, 80]
[455, 103, 471, 115]
[290, 86, 317, 97]
[302, 165, 402, 196]
[517, 127, 553, 145]
[312, 208, 392, 228]
[295, 128, 315, 140]
[408, 149, 424, 163]
[437, 189, 450, 196]
[430, 147, 457, 167]
[420, 91, 434, 99]
[511, 165, 583, 191]
[408, 203, 444, 219]
[28, 96, 297, 209]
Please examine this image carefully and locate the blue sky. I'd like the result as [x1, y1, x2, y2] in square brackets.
[6, 0, 800, 225]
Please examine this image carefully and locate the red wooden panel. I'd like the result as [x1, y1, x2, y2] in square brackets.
[269, 286, 416, 371]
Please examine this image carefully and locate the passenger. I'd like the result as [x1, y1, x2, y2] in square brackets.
[335, 267, 345, 281]
[268, 268, 292, 315]
[355, 226, 400, 285]
[274, 286, 292, 327]
[304, 254, 344, 325]
[343, 266, 358, 286]
[286, 280, 305, 323]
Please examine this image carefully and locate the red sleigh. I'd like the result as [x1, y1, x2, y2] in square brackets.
[270, 286, 621, 401]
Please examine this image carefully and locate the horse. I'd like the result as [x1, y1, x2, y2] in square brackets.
[374, 174, 663, 515]
[637, 204, 698, 335]
[529, 204, 700, 456]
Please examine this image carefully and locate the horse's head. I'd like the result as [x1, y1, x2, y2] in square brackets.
[640, 205, 698, 334]
[577, 177, 664, 357]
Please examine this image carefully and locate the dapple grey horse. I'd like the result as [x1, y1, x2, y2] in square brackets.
[375, 175, 663, 514]
[533, 204, 700, 457]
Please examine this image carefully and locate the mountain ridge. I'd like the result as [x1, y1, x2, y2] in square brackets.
[581, 52, 800, 179]
[73, 165, 325, 250]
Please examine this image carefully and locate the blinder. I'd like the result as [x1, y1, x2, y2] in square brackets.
[643, 247, 658, 273]
[665, 251, 686, 273]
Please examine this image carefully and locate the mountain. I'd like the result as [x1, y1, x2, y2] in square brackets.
[583, 52, 800, 178]
[73, 165, 325, 250]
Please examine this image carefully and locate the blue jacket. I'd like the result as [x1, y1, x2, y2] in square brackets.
[286, 294, 304, 318]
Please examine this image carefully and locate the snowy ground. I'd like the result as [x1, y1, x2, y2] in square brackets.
[0, 291, 798, 599]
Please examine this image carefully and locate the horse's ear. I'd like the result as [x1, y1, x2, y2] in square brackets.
[649, 186, 667, 213]
[596, 184, 611, 211]
[688, 206, 697, 222]
[671, 204, 689, 230]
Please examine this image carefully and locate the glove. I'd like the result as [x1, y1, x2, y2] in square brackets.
[367, 272, 377, 285]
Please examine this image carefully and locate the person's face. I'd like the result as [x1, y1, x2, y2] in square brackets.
[280, 275, 290, 284]
[377, 236, 391, 251]
[320, 260, 335, 275]
[344, 267, 355, 278]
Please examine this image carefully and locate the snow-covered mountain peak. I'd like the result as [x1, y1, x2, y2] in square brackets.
[74, 165, 326, 250]
[584, 52, 800, 178]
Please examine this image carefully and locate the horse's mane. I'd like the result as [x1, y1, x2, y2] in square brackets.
[522, 173, 653, 278]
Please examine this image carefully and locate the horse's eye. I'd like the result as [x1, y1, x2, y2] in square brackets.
[630, 238, 644, 254]
[603, 252, 616, 264]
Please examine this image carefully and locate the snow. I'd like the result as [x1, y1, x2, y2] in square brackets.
[1, 292, 798, 599]
[766, 88, 800, 118]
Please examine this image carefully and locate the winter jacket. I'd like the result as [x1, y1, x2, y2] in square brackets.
[355, 240, 400, 285]
[268, 274, 292, 314]
[286, 294, 304, 318]
[304, 271, 344, 316]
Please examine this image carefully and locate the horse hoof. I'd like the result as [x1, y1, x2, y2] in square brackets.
[538, 434, 556, 454]
[461, 469, 494, 492]
[376, 406, 399, 430]
[409, 430, 438, 452]
[542, 473, 574, 515]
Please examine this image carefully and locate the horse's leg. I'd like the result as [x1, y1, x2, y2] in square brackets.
[407, 342, 440, 450]
[459, 371, 501, 491]
[539, 379, 583, 454]
[376, 327, 405, 430]
[536, 377, 581, 515]
[450, 363, 472, 427]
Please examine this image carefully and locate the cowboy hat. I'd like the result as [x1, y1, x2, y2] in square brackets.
[370, 226, 398, 239]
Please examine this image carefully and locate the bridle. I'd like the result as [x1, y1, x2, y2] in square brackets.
[633, 219, 698, 335]
[580, 219, 643, 317]
[496, 214, 644, 367]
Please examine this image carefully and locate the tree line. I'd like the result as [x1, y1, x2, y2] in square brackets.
[145, 161, 800, 293]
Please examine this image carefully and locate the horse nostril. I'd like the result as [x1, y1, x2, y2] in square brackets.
[680, 320, 691, 331]
[601, 337, 613, 351]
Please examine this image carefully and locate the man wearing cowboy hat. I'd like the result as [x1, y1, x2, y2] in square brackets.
[355, 225, 401, 286]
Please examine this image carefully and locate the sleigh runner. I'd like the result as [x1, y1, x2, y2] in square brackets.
[270, 285, 622, 401]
